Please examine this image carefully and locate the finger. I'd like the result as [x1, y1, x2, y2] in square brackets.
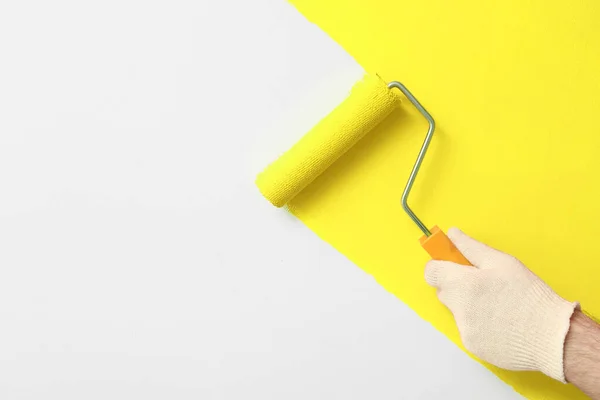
[424, 260, 476, 288]
[437, 288, 471, 315]
[447, 227, 508, 269]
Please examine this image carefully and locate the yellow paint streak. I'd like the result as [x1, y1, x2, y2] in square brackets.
[286, 0, 600, 398]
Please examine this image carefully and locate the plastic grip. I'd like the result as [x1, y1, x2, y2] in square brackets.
[419, 226, 472, 266]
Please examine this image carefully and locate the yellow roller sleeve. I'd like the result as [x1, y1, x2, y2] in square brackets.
[256, 74, 401, 207]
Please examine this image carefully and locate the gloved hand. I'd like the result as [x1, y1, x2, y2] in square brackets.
[425, 228, 578, 382]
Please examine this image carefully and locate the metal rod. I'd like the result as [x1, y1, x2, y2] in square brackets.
[387, 81, 435, 237]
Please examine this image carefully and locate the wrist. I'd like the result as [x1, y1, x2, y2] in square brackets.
[564, 310, 600, 386]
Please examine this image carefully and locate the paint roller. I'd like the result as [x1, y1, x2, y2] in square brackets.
[256, 74, 471, 266]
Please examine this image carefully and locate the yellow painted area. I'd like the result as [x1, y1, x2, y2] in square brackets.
[283, 1, 600, 398]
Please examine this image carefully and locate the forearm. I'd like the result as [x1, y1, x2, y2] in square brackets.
[564, 310, 600, 399]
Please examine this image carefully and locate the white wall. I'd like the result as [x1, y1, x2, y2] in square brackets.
[0, 0, 521, 398]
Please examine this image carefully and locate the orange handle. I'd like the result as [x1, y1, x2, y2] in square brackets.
[419, 226, 472, 266]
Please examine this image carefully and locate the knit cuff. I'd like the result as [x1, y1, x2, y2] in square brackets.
[529, 286, 579, 382]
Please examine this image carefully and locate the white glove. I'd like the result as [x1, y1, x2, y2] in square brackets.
[425, 228, 578, 382]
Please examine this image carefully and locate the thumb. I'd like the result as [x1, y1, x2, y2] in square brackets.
[424, 260, 476, 288]
[447, 227, 508, 269]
